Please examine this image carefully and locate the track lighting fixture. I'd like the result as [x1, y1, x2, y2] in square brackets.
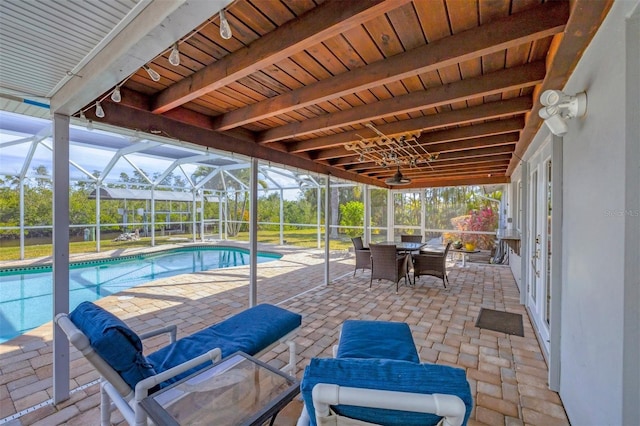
[110, 86, 121, 103]
[538, 90, 587, 136]
[79, 110, 86, 120]
[95, 101, 105, 118]
[219, 8, 232, 39]
[169, 43, 180, 66]
[143, 65, 161, 82]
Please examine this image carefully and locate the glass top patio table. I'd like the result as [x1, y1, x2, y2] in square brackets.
[140, 352, 300, 426]
[377, 241, 426, 252]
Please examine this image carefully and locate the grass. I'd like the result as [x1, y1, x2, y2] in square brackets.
[0, 228, 354, 262]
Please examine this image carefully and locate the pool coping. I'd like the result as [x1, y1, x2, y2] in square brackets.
[0, 241, 286, 272]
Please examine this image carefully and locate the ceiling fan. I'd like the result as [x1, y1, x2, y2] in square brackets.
[385, 166, 412, 186]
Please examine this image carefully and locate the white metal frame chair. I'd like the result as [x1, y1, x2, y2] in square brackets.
[300, 384, 466, 426]
[55, 305, 299, 426]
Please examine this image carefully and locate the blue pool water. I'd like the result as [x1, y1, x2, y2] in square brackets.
[0, 246, 281, 343]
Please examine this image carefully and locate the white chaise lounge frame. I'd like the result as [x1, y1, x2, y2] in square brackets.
[55, 313, 298, 426]
[301, 383, 466, 426]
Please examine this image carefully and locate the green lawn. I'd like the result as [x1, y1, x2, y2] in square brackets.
[0, 228, 354, 261]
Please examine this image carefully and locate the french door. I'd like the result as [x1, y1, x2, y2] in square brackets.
[527, 143, 553, 353]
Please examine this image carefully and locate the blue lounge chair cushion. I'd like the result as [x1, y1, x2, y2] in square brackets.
[336, 320, 419, 363]
[69, 301, 157, 390]
[148, 303, 302, 385]
[301, 358, 473, 426]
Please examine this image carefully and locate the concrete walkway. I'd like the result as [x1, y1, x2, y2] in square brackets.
[0, 243, 568, 425]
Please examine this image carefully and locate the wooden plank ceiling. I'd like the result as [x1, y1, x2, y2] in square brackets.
[84, 0, 611, 189]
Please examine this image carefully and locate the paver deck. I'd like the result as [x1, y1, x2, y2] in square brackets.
[0, 243, 568, 425]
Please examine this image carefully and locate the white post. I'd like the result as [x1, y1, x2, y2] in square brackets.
[549, 135, 563, 391]
[520, 161, 529, 305]
[324, 176, 331, 285]
[200, 192, 205, 242]
[52, 113, 70, 403]
[279, 188, 284, 245]
[249, 158, 258, 306]
[317, 186, 321, 249]
[19, 178, 24, 260]
[192, 191, 197, 242]
[96, 183, 101, 252]
[363, 184, 370, 245]
[151, 187, 156, 246]
[218, 193, 223, 240]
[387, 189, 394, 241]
[420, 190, 426, 241]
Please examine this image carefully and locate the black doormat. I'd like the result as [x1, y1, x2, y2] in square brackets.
[475, 308, 524, 337]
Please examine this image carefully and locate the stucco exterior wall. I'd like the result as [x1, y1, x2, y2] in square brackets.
[508, 1, 640, 423]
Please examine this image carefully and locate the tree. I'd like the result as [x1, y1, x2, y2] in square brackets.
[339, 201, 364, 237]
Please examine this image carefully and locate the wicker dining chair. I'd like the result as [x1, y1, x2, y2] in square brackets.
[412, 242, 452, 288]
[400, 234, 422, 243]
[351, 236, 371, 276]
[369, 244, 410, 293]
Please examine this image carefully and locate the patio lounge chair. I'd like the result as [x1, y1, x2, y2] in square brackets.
[351, 236, 371, 276]
[55, 301, 302, 426]
[297, 320, 473, 426]
[369, 243, 410, 293]
[412, 242, 452, 288]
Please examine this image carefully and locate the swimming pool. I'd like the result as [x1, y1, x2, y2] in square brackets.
[0, 246, 281, 343]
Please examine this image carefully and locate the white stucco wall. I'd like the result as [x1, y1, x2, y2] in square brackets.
[559, 2, 637, 424]
[511, 1, 639, 424]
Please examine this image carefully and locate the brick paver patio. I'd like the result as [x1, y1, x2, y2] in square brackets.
[0, 243, 568, 425]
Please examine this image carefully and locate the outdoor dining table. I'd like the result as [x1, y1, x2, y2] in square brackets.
[377, 241, 427, 253]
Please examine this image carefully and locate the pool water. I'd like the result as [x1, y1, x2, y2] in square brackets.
[0, 246, 280, 343]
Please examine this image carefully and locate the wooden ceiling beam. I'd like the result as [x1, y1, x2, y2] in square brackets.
[400, 175, 510, 189]
[347, 154, 513, 172]
[371, 163, 509, 179]
[117, 86, 256, 143]
[314, 118, 523, 161]
[418, 118, 524, 144]
[434, 145, 515, 161]
[151, 0, 409, 113]
[90, 101, 383, 187]
[212, 1, 567, 131]
[401, 168, 508, 180]
[288, 97, 531, 153]
[258, 61, 544, 143]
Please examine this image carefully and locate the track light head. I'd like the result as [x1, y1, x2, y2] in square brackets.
[219, 8, 232, 39]
[169, 43, 180, 66]
[143, 65, 161, 82]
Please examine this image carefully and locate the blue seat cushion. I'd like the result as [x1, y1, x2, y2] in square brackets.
[301, 358, 473, 426]
[336, 320, 419, 363]
[69, 301, 157, 390]
[148, 303, 301, 385]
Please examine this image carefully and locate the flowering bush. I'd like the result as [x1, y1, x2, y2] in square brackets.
[445, 207, 497, 250]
